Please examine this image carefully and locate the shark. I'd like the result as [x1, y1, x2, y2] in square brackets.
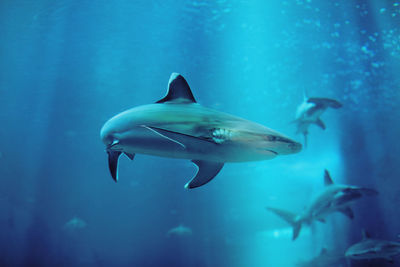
[266, 169, 378, 240]
[100, 73, 302, 189]
[345, 231, 400, 263]
[63, 216, 87, 231]
[294, 94, 342, 146]
[296, 248, 348, 267]
[166, 224, 193, 237]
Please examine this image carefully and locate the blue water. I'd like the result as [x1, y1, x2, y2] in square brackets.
[1, 0, 399, 266]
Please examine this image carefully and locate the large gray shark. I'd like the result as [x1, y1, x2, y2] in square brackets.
[296, 248, 348, 267]
[267, 169, 378, 240]
[345, 231, 400, 263]
[100, 73, 301, 189]
[294, 94, 342, 146]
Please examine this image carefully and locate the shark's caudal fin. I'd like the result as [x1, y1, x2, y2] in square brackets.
[156, 73, 197, 104]
[185, 160, 224, 189]
[266, 207, 302, 240]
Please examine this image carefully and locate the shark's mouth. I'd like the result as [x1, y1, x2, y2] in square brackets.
[106, 139, 120, 150]
[257, 148, 278, 155]
[264, 135, 293, 143]
[266, 149, 278, 155]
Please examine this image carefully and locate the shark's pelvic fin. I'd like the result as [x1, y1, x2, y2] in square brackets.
[315, 118, 326, 130]
[156, 73, 197, 104]
[339, 207, 354, 219]
[324, 169, 334, 186]
[107, 151, 121, 182]
[185, 160, 224, 189]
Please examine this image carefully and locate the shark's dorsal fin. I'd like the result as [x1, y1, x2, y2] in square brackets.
[156, 73, 197, 104]
[303, 89, 308, 101]
[362, 230, 371, 240]
[324, 169, 334, 186]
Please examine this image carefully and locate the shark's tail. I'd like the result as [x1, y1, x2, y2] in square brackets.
[266, 207, 302, 240]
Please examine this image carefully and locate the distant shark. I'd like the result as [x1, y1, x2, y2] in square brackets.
[166, 224, 193, 237]
[345, 231, 400, 263]
[296, 248, 348, 267]
[294, 94, 342, 146]
[100, 73, 301, 189]
[63, 216, 87, 231]
[267, 169, 378, 240]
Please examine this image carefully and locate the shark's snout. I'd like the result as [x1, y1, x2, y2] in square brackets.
[100, 122, 122, 153]
[288, 140, 302, 154]
[270, 135, 302, 155]
[100, 127, 114, 147]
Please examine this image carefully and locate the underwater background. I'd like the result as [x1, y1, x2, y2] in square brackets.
[1, 0, 400, 266]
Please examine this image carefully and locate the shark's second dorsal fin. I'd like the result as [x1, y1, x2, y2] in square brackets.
[324, 169, 334, 186]
[156, 73, 197, 104]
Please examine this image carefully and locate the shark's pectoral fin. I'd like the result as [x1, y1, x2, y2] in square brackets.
[185, 160, 224, 189]
[307, 97, 342, 109]
[338, 207, 354, 219]
[315, 118, 326, 130]
[107, 151, 122, 182]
